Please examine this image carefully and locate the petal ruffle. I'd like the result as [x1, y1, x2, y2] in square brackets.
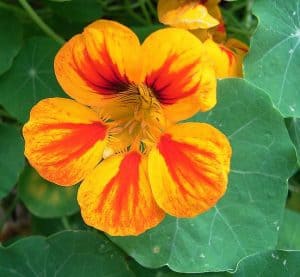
[148, 123, 231, 217]
[23, 98, 108, 186]
[142, 28, 216, 122]
[157, 0, 219, 30]
[54, 20, 142, 115]
[78, 151, 165, 236]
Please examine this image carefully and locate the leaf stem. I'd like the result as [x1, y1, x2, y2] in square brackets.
[18, 0, 65, 45]
[61, 216, 71, 229]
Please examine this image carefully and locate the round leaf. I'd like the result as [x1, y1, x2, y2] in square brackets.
[110, 79, 297, 273]
[0, 124, 25, 199]
[245, 0, 300, 117]
[0, 11, 23, 75]
[0, 37, 65, 123]
[234, 250, 300, 276]
[18, 166, 79, 218]
[0, 231, 133, 276]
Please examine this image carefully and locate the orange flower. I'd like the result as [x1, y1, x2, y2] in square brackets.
[157, 0, 249, 78]
[23, 20, 232, 236]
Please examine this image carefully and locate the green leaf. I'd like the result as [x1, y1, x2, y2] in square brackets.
[0, 125, 25, 199]
[234, 250, 300, 276]
[18, 165, 79, 218]
[0, 231, 133, 276]
[278, 209, 300, 250]
[110, 79, 297, 273]
[286, 118, 300, 162]
[0, 11, 23, 75]
[46, 0, 103, 23]
[0, 37, 65, 123]
[245, 0, 300, 117]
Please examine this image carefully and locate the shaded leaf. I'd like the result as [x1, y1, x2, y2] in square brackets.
[0, 125, 25, 199]
[245, 0, 300, 117]
[18, 166, 79, 218]
[0, 37, 65, 123]
[110, 79, 297, 273]
[0, 11, 23, 75]
[46, 0, 103, 23]
[0, 231, 133, 277]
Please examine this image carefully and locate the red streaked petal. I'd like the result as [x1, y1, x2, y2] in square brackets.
[23, 98, 108, 186]
[78, 151, 165, 236]
[54, 20, 142, 108]
[142, 28, 216, 122]
[148, 123, 231, 217]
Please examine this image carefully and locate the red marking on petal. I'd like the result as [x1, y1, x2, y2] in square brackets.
[216, 22, 226, 33]
[219, 45, 235, 65]
[146, 54, 200, 105]
[158, 134, 217, 198]
[97, 152, 141, 224]
[72, 44, 129, 95]
[38, 122, 107, 167]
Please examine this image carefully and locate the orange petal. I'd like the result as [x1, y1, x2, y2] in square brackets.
[142, 28, 216, 122]
[78, 151, 165, 236]
[157, 0, 219, 30]
[148, 123, 231, 217]
[203, 39, 239, 78]
[54, 20, 142, 111]
[23, 98, 108, 186]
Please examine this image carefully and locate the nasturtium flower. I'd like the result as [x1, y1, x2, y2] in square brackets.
[23, 20, 232, 236]
[157, 0, 249, 78]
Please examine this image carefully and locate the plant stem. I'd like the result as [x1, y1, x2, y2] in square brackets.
[18, 0, 65, 45]
[139, 0, 152, 24]
[61, 216, 71, 229]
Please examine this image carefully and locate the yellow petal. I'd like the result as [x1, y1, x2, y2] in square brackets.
[23, 98, 108, 186]
[203, 39, 239, 78]
[142, 28, 216, 122]
[148, 122, 231, 217]
[158, 0, 219, 30]
[78, 152, 165, 236]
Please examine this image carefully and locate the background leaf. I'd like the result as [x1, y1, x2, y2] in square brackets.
[245, 0, 300, 117]
[286, 117, 300, 162]
[0, 231, 133, 277]
[0, 37, 65, 123]
[234, 250, 300, 276]
[0, 125, 25, 199]
[277, 209, 300, 250]
[0, 11, 23, 76]
[110, 79, 297, 273]
[18, 165, 79, 218]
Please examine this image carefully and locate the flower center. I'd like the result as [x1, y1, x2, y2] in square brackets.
[108, 84, 165, 154]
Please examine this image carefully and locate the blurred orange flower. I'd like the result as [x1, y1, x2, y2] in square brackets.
[23, 20, 231, 236]
[158, 0, 249, 78]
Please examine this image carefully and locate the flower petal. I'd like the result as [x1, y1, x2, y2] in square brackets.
[157, 0, 219, 30]
[142, 28, 216, 122]
[54, 20, 142, 111]
[226, 38, 249, 77]
[148, 123, 231, 217]
[78, 151, 165, 236]
[203, 39, 239, 78]
[23, 98, 108, 186]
